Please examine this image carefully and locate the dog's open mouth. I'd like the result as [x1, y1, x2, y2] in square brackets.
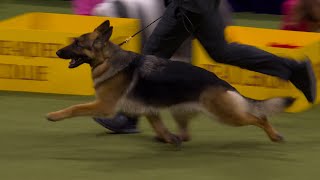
[69, 58, 86, 68]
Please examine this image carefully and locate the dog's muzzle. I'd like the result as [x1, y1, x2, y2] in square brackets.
[56, 49, 90, 68]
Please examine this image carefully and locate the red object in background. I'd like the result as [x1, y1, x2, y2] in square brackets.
[281, 0, 310, 31]
[267, 42, 302, 49]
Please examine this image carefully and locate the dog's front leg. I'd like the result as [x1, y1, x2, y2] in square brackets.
[146, 114, 182, 147]
[46, 100, 112, 121]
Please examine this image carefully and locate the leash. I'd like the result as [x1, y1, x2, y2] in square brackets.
[118, 16, 163, 46]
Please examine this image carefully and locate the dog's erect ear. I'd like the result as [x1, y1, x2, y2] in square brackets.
[93, 26, 113, 49]
[104, 26, 113, 41]
[94, 20, 110, 34]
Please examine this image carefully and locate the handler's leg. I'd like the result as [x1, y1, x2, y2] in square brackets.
[195, 10, 316, 102]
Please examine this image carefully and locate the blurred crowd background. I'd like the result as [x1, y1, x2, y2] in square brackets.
[1, 0, 320, 32]
[71, 0, 320, 32]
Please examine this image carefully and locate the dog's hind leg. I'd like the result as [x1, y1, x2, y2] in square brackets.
[46, 100, 115, 121]
[200, 87, 284, 142]
[171, 112, 197, 142]
[145, 114, 182, 147]
[227, 113, 285, 142]
[253, 116, 284, 142]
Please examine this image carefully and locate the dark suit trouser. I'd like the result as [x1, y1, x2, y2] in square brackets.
[143, 2, 299, 80]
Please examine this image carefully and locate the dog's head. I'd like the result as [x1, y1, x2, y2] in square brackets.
[56, 20, 114, 68]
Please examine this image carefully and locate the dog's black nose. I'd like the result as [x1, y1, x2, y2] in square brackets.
[56, 50, 62, 58]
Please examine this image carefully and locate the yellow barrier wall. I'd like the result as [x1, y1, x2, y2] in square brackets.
[0, 13, 140, 95]
[193, 26, 320, 112]
[1, 13, 320, 112]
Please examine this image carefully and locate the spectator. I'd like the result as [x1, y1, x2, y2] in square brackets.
[72, 0, 103, 15]
[281, 0, 320, 32]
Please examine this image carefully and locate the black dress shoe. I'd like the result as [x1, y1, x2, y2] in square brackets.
[93, 113, 140, 134]
[290, 59, 317, 103]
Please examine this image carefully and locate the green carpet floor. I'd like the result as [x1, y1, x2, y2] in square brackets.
[1, 91, 320, 180]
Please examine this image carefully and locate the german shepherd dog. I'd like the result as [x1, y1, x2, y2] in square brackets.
[47, 20, 295, 146]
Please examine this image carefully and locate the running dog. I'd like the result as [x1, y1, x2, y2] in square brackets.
[47, 20, 295, 146]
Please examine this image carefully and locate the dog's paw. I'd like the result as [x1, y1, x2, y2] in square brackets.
[171, 134, 182, 148]
[46, 112, 64, 122]
[179, 133, 191, 142]
[154, 134, 182, 148]
[270, 133, 285, 143]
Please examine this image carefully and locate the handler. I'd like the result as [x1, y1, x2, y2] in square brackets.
[94, 0, 317, 134]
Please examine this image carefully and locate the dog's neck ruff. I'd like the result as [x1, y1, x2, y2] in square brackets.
[93, 53, 142, 88]
[91, 61, 104, 70]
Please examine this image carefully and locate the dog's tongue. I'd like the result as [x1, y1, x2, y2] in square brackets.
[68, 58, 86, 68]
[68, 59, 78, 68]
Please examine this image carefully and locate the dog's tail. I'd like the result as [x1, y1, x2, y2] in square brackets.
[245, 96, 295, 118]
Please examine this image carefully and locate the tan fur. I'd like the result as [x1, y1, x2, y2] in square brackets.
[199, 86, 283, 142]
[91, 61, 110, 79]
[170, 111, 196, 141]
[146, 114, 180, 144]
[47, 71, 130, 121]
[249, 98, 288, 118]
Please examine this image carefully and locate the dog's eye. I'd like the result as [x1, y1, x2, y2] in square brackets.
[73, 39, 79, 46]
[74, 40, 84, 48]
[73, 39, 91, 50]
